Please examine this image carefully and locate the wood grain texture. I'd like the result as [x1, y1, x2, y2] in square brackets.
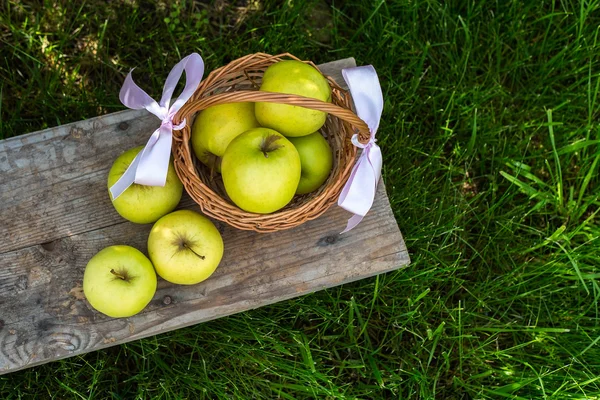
[0, 58, 410, 375]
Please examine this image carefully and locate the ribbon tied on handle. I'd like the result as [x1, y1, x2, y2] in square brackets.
[109, 53, 205, 199]
[338, 65, 384, 233]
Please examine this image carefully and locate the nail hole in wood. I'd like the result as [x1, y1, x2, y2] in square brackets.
[317, 235, 340, 246]
[118, 122, 129, 131]
[162, 295, 172, 305]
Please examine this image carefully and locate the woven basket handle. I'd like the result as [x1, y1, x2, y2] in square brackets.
[176, 90, 372, 144]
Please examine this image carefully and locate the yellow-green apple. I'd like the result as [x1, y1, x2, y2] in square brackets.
[221, 127, 301, 213]
[83, 245, 157, 318]
[288, 132, 333, 194]
[107, 146, 183, 224]
[191, 102, 260, 173]
[255, 60, 332, 137]
[147, 210, 224, 285]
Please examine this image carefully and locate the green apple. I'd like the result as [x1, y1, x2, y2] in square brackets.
[221, 127, 301, 213]
[288, 132, 333, 194]
[255, 60, 332, 137]
[148, 210, 224, 285]
[191, 102, 260, 173]
[108, 146, 183, 224]
[83, 245, 157, 318]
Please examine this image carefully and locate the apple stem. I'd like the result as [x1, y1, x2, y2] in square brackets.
[183, 243, 205, 260]
[261, 135, 283, 158]
[204, 152, 220, 179]
[243, 70, 260, 89]
[110, 269, 127, 280]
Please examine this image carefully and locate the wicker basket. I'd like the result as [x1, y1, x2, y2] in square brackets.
[172, 53, 370, 232]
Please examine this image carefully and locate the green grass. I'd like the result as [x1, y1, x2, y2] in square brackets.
[3, 0, 600, 398]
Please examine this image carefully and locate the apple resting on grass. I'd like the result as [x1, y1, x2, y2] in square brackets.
[221, 127, 301, 214]
[191, 102, 260, 173]
[83, 245, 157, 318]
[255, 60, 332, 137]
[148, 210, 224, 285]
[288, 132, 333, 195]
[107, 146, 183, 224]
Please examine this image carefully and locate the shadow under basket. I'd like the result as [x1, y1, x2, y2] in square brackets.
[172, 52, 370, 233]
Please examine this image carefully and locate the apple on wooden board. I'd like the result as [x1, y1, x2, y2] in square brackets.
[148, 210, 224, 285]
[83, 245, 157, 318]
[107, 146, 183, 224]
[288, 132, 333, 195]
[191, 102, 260, 173]
[221, 127, 301, 214]
[255, 60, 332, 137]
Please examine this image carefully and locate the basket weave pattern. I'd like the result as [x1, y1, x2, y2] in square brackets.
[172, 53, 370, 232]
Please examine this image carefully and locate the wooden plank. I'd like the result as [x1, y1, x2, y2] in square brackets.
[0, 57, 410, 375]
[0, 183, 407, 374]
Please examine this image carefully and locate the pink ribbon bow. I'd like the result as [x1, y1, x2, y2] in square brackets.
[109, 53, 205, 199]
[338, 65, 384, 233]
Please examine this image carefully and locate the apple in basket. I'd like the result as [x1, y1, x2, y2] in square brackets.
[148, 210, 224, 285]
[255, 60, 332, 137]
[191, 102, 260, 173]
[83, 245, 157, 318]
[288, 132, 333, 195]
[221, 127, 301, 213]
[107, 146, 184, 224]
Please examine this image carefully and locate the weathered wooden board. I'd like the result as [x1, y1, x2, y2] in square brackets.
[0, 58, 410, 375]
